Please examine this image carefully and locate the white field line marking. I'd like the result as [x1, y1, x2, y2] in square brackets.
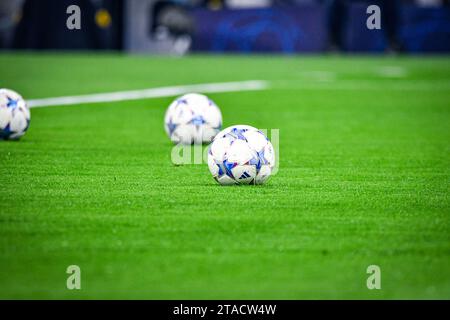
[375, 66, 408, 78]
[27, 80, 269, 108]
[272, 80, 450, 91]
[300, 71, 336, 82]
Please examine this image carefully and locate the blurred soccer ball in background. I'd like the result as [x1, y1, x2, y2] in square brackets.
[0, 89, 30, 140]
[164, 93, 222, 144]
[208, 125, 275, 185]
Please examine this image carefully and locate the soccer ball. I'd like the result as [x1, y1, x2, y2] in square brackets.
[0, 88, 30, 140]
[208, 125, 275, 185]
[164, 93, 222, 144]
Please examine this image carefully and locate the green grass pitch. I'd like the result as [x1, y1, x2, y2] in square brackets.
[0, 53, 449, 299]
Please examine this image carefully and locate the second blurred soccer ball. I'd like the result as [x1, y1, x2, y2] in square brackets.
[0, 88, 30, 140]
[164, 93, 222, 144]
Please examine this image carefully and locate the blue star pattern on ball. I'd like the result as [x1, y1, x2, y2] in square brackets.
[226, 127, 248, 141]
[0, 123, 13, 139]
[248, 149, 268, 172]
[223, 159, 237, 178]
[175, 98, 188, 106]
[189, 115, 206, 126]
[166, 118, 177, 135]
[6, 97, 18, 109]
[214, 159, 237, 179]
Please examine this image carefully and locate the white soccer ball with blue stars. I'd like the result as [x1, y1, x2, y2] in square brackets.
[164, 93, 222, 144]
[0, 88, 30, 140]
[208, 125, 275, 185]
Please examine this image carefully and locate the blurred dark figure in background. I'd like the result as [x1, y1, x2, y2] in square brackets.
[151, 0, 195, 53]
[0, 0, 23, 48]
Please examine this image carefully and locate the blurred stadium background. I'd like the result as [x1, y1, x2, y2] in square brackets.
[1, 0, 449, 54]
